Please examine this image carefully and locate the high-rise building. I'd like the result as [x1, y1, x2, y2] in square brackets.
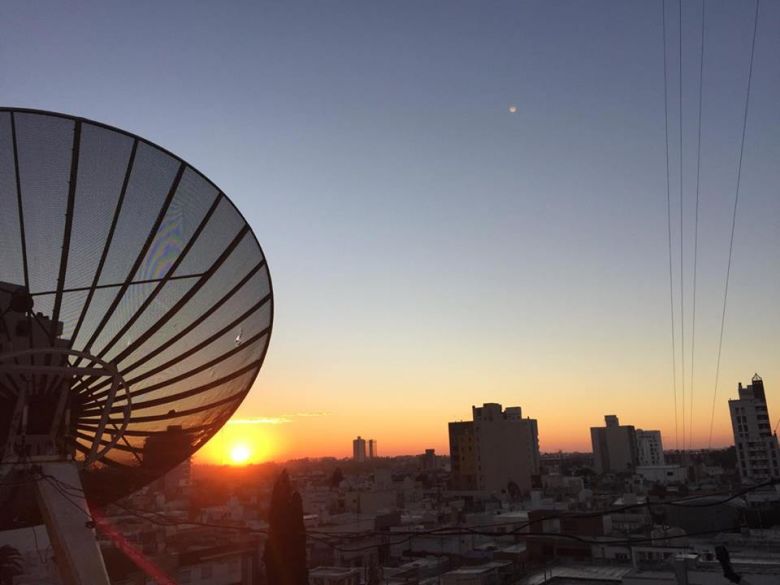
[368, 439, 378, 459]
[421, 448, 437, 471]
[590, 415, 638, 474]
[636, 429, 665, 466]
[448, 403, 540, 494]
[352, 436, 366, 462]
[729, 374, 780, 483]
[449, 422, 477, 489]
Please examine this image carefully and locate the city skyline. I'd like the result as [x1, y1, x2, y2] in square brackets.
[2, 1, 779, 464]
[3, 2, 780, 584]
[196, 373, 771, 464]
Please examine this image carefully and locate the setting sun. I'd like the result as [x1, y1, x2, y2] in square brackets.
[196, 420, 281, 465]
[229, 443, 252, 465]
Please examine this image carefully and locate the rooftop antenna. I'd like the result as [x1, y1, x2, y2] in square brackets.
[0, 108, 273, 584]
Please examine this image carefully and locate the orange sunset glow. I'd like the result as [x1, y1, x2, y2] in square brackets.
[197, 419, 285, 465]
[196, 342, 769, 463]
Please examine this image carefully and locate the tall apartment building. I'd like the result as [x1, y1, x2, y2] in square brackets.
[368, 439, 378, 459]
[729, 374, 780, 483]
[590, 415, 638, 474]
[448, 403, 540, 494]
[449, 422, 477, 489]
[352, 436, 367, 462]
[636, 429, 664, 466]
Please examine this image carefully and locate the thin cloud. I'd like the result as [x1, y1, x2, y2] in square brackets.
[227, 417, 292, 425]
[226, 412, 329, 425]
[288, 411, 330, 418]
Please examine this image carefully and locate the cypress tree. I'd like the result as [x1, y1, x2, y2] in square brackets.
[263, 470, 308, 585]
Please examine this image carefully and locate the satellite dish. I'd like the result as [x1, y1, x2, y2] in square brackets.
[0, 108, 273, 576]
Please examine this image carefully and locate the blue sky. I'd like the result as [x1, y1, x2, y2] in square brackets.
[1, 1, 778, 456]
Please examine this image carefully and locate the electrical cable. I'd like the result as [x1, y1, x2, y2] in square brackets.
[34, 473, 778, 554]
[689, 0, 705, 450]
[38, 476, 94, 522]
[708, 0, 761, 448]
[31, 524, 47, 564]
[678, 0, 686, 454]
[310, 478, 778, 541]
[661, 0, 680, 452]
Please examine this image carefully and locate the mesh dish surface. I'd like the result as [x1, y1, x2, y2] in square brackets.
[0, 108, 273, 503]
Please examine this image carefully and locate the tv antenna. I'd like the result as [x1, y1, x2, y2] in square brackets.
[0, 108, 273, 584]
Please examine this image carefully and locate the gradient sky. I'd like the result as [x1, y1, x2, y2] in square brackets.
[1, 1, 779, 461]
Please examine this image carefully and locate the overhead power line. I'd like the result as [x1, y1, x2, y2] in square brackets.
[19, 472, 777, 555]
[708, 0, 761, 448]
[661, 0, 680, 452]
[689, 0, 705, 450]
[678, 0, 686, 454]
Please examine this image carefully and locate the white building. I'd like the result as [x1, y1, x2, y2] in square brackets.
[636, 465, 686, 485]
[448, 403, 540, 494]
[636, 429, 664, 466]
[728, 374, 780, 483]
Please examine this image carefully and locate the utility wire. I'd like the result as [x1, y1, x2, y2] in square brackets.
[662, 0, 680, 451]
[37, 476, 94, 522]
[308, 527, 737, 555]
[689, 0, 705, 450]
[311, 479, 778, 540]
[33, 473, 779, 552]
[21, 472, 778, 557]
[678, 0, 686, 454]
[708, 0, 761, 448]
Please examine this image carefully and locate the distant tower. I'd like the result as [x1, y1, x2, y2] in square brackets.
[729, 374, 780, 483]
[352, 436, 367, 462]
[421, 449, 437, 471]
[368, 439, 378, 459]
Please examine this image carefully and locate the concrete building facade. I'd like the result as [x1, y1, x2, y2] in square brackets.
[636, 429, 665, 467]
[729, 374, 780, 483]
[590, 415, 638, 474]
[449, 422, 477, 490]
[368, 439, 378, 459]
[448, 403, 540, 495]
